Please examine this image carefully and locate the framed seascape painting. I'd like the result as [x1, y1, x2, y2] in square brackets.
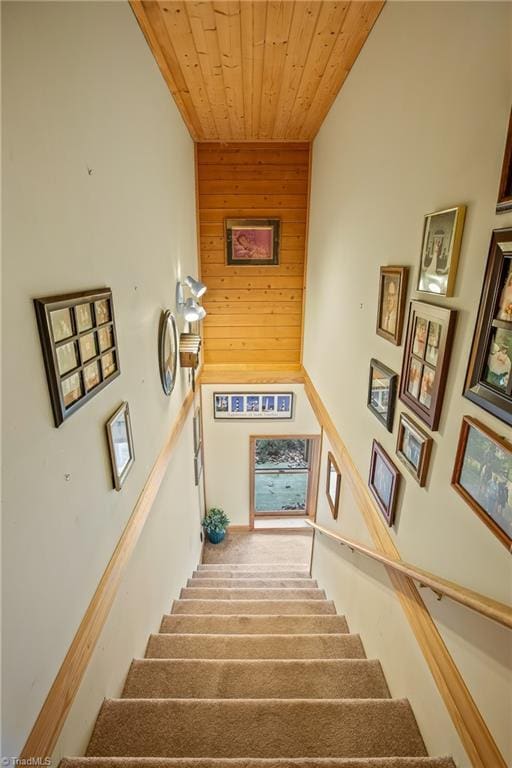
[225, 218, 280, 266]
[326, 451, 341, 520]
[452, 416, 512, 550]
[417, 206, 466, 297]
[368, 440, 401, 526]
[399, 301, 457, 431]
[396, 412, 433, 487]
[497, 108, 512, 213]
[34, 288, 120, 427]
[106, 402, 135, 491]
[213, 392, 294, 420]
[464, 228, 512, 426]
[376, 266, 409, 345]
[367, 359, 398, 432]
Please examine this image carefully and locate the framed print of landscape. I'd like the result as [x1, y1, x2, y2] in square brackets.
[452, 416, 512, 550]
[417, 206, 466, 297]
[376, 266, 409, 345]
[464, 228, 512, 426]
[225, 218, 280, 265]
[213, 392, 294, 420]
[399, 301, 457, 431]
[497, 108, 512, 213]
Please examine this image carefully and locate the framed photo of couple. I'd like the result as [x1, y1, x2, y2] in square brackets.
[225, 219, 281, 266]
[376, 267, 408, 345]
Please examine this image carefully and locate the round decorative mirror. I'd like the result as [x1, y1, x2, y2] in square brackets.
[158, 310, 178, 396]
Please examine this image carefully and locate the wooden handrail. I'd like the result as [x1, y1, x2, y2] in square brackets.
[307, 520, 512, 630]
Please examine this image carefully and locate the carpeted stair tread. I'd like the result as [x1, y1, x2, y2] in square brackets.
[179, 588, 326, 600]
[86, 698, 427, 758]
[62, 758, 456, 768]
[171, 599, 336, 615]
[159, 614, 349, 634]
[197, 564, 310, 570]
[186, 578, 318, 588]
[123, 659, 389, 699]
[192, 570, 311, 580]
[145, 633, 365, 659]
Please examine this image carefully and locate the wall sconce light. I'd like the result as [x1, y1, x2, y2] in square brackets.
[176, 275, 207, 322]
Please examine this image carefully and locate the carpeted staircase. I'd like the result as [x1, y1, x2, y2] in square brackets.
[61, 561, 455, 768]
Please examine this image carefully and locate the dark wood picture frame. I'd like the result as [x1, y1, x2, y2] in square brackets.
[376, 266, 409, 345]
[158, 310, 178, 396]
[225, 218, 280, 266]
[34, 287, 120, 427]
[464, 228, 512, 426]
[367, 359, 398, 432]
[497, 108, 512, 214]
[452, 416, 512, 550]
[368, 440, 401, 526]
[326, 451, 341, 520]
[106, 401, 135, 491]
[396, 412, 433, 487]
[399, 300, 456, 431]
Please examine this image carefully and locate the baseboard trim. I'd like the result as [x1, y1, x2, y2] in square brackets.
[20, 379, 198, 759]
[303, 367, 506, 768]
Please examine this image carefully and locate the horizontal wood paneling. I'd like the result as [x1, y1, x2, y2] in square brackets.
[198, 142, 309, 366]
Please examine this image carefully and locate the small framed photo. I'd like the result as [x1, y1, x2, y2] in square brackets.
[225, 218, 280, 266]
[376, 266, 408, 345]
[497, 109, 512, 214]
[369, 440, 401, 526]
[213, 392, 293, 420]
[367, 359, 398, 432]
[400, 301, 457, 431]
[193, 405, 202, 455]
[106, 402, 135, 491]
[326, 451, 341, 520]
[452, 416, 512, 550]
[396, 412, 433, 486]
[194, 448, 203, 486]
[417, 206, 466, 297]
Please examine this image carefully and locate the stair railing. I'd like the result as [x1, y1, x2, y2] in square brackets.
[306, 520, 512, 630]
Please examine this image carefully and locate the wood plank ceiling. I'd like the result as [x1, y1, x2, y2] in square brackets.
[131, 1, 384, 141]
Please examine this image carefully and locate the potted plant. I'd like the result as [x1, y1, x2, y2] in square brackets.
[203, 507, 230, 544]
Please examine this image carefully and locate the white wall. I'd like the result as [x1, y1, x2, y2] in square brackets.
[2, 1, 201, 755]
[305, 2, 512, 764]
[202, 384, 319, 526]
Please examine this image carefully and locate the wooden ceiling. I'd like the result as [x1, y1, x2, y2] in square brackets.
[131, 1, 384, 141]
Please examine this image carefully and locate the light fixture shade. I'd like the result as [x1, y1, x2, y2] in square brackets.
[183, 298, 207, 322]
[185, 275, 207, 299]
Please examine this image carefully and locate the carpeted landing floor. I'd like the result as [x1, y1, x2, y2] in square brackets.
[60, 532, 455, 768]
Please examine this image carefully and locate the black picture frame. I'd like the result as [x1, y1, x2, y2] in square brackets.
[368, 440, 401, 527]
[225, 218, 280, 266]
[497, 108, 512, 214]
[464, 228, 512, 426]
[34, 287, 120, 427]
[367, 359, 398, 432]
[213, 392, 294, 420]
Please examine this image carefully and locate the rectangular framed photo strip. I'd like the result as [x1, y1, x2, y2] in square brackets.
[213, 392, 294, 420]
[497, 108, 512, 214]
[396, 412, 433, 487]
[452, 416, 512, 551]
[376, 266, 409, 345]
[464, 228, 512, 426]
[399, 300, 457, 431]
[194, 448, 203, 487]
[367, 358, 398, 432]
[193, 405, 203, 455]
[225, 218, 280, 266]
[326, 451, 342, 520]
[417, 206, 466, 297]
[106, 402, 135, 492]
[368, 440, 401, 527]
[34, 287, 120, 427]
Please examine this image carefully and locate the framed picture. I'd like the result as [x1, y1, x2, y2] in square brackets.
[464, 228, 512, 426]
[158, 310, 178, 396]
[34, 288, 120, 427]
[497, 108, 512, 213]
[396, 412, 433, 486]
[194, 448, 203, 486]
[326, 451, 341, 520]
[106, 402, 135, 491]
[452, 416, 512, 550]
[417, 206, 466, 297]
[368, 440, 401, 526]
[376, 266, 408, 345]
[399, 301, 457, 430]
[225, 218, 280, 266]
[193, 405, 202, 455]
[367, 359, 398, 432]
[213, 392, 294, 420]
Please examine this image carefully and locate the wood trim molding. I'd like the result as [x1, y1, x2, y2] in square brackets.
[200, 364, 305, 385]
[302, 367, 507, 768]
[20, 378, 199, 759]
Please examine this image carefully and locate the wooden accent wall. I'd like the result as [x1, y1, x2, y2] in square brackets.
[197, 142, 310, 368]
